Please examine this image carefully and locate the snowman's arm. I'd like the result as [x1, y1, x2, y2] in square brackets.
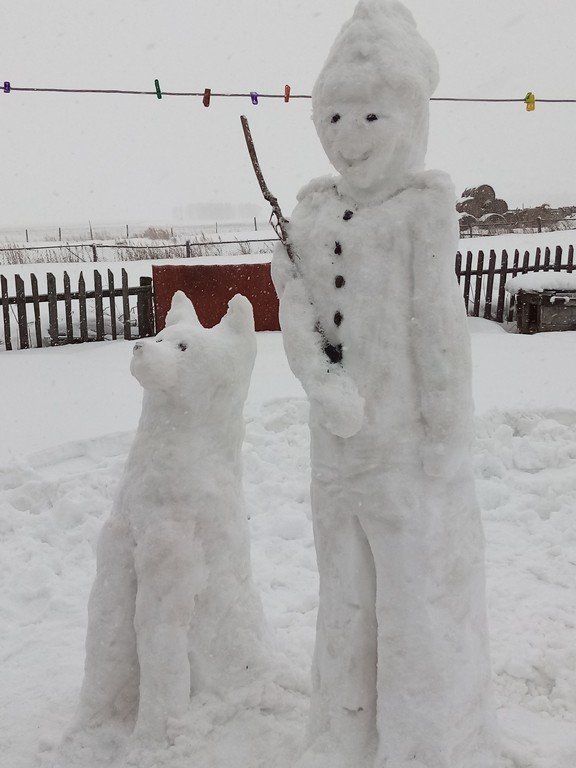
[272, 243, 364, 438]
[271, 242, 333, 386]
[411, 184, 474, 476]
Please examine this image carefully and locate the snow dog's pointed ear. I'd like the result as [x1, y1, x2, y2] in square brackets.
[219, 294, 255, 335]
[165, 291, 200, 327]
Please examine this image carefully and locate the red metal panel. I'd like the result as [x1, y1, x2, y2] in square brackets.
[152, 263, 280, 332]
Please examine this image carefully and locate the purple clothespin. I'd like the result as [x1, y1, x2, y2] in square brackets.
[250, 91, 259, 105]
[3, 81, 10, 93]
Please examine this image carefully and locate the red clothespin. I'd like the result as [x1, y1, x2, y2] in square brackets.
[203, 88, 211, 107]
[3, 81, 10, 93]
[250, 91, 259, 105]
[284, 84, 291, 103]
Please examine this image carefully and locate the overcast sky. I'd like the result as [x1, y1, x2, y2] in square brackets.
[2, 0, 575, 227]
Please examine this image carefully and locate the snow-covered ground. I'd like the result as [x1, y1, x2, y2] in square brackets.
[1, 321, 576, 767]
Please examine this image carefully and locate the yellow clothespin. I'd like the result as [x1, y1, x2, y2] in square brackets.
[525, 92, 536, 112]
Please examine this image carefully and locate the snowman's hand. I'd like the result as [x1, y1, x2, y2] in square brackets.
[421, 441, 464, 480]
[310, 374, 365, 439]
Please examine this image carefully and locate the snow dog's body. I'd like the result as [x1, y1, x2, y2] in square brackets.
[71, 293, 265, 743]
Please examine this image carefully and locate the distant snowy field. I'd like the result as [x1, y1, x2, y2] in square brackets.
[2, 329, 576, 765]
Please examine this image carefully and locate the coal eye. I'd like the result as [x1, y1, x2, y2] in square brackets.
[178, 342, 188, 351]
[366, 114, 378, 122]
[156, 338, 163, 343]
[331, 114, 341, 123]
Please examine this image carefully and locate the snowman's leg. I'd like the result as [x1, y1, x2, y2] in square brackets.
[73, 517, 139, 731]
[304, 500, 378, 763]
[361, 481, 460, 768]
[132, 520, 201, 742]
[362, 475, 500, 768]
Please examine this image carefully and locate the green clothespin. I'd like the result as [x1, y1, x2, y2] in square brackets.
[525, 92, 536, 112]
[155, 79, 162, 99]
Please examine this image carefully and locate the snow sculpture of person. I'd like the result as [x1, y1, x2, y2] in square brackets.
[68, 292, 266, 745]
[272, 2, 503, 767]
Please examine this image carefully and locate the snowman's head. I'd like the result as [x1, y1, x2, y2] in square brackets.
[312, 0, 438, 196]
[130, 292, 256, 410]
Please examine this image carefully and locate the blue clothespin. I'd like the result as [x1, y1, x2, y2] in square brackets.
[3, 81, 10, 93]
[250, 91, 259, 105]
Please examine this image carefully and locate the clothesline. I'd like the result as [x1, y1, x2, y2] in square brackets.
[3, 83, 576, 106]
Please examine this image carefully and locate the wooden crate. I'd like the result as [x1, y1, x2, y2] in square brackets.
[517, 289, 576, 334]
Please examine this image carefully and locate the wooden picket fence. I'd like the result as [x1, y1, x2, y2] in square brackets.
[1, 243, 575, 350]
[456, 244, 575, 322]
[0, 269, 154, 351]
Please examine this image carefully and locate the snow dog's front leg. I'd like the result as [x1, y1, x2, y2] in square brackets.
[132, 519, 204, 743]
[72, 516, 139, 734]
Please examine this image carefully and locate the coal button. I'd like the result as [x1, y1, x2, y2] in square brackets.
[335, 275, 345, 288]
[343, 210, 354, 221]
[334, 311, 343, 327]
[334, 241, 342, 255]
[324, 343, 343, 364]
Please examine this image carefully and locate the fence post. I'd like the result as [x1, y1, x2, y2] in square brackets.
[507, 250, 521, 322]
[47, 273, 59, 345]
[94, 270, 105, 341]
[126, 224, 130, 239]
[254, 216, 258, 232]
[484, 250, 497, 320]
[59, 227, 62, 241]
[472, 251, 484, 317]
[496, 250, 508, 324]
[121, 269, 132, 341]
[25, 229, 29, 243]
[462, 251, 474, 313]
[554, 245, 563, 271]
[1, 275, 12, 351]
[63, 272, 74, 342]
[30, 274, 43, 347]
[137, 277, 155, 338]
[455, 251, 462, 284]
[92, 244, 98, 262]
[15, 275, 29, 349]
[107, 270, 117, 340]
[537, 217, 542, 233]
[186, 240, 191, 258]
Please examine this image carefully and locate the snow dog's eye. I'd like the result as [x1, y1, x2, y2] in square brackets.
[156, 338, 163, 343]
[366, 114, 378, 122]
[178, 342, 188, 352]
[331, 114, 341, 123]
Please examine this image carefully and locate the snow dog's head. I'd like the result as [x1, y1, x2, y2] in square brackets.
[130, 292, 256, 408]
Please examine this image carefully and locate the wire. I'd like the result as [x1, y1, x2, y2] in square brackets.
[4, 86, 576, 103]
[0, 237, 279, 253]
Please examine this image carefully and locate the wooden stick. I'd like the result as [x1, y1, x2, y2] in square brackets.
[240, 115, 300, 263]
[240, 116, 339, 361]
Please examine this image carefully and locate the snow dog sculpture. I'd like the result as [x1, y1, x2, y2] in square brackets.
[71, 292, 265, 744]
[272, 2, 503, 767]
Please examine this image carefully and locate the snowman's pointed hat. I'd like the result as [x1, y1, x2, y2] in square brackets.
[312, 0, 439, 109]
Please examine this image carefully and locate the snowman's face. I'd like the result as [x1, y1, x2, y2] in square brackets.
[313, 78, 426, 194]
